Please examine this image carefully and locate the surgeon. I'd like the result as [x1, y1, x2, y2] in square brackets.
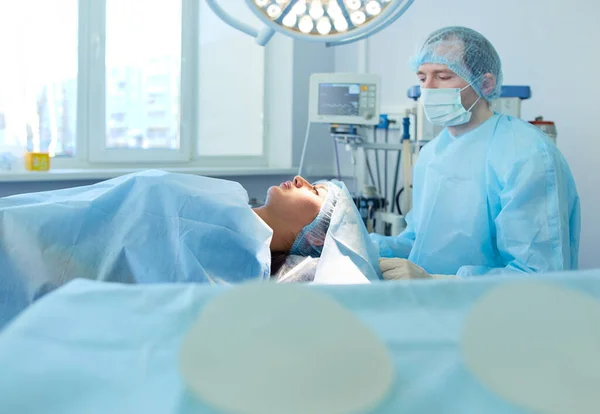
[0, 171, 352, 328]
[371, 26, 580, 279]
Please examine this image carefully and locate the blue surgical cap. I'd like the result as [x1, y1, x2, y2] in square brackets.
[410, 26, 504, 101]
[290, 182, 341, 258]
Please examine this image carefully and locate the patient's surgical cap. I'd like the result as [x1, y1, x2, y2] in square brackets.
[290, 182, 341, 258]
[410, 26, 503, 101]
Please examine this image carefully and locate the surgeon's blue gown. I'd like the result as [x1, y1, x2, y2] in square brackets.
[371, 114, 580, 276]
[0, 170, 273, 327]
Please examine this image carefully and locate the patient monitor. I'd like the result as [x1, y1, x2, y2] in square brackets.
[309, 73, 381, 126]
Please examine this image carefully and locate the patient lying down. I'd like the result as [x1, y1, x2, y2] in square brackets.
[0, 170, 369, 327]
[253, 175, 337, 276]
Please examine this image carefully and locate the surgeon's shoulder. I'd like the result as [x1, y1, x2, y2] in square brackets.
[489, 114, 571, 176]
[491, 114, 555, 151]
[489, 114, 562, 160]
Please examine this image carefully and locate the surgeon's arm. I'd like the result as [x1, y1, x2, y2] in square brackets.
[369, 212, 416, 259]
[456, 149, 578, 277]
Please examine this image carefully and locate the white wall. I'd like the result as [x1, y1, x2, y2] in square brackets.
[336, 0, 600, 269]
[197, 1, 264, 157]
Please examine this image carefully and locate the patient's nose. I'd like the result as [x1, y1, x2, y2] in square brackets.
[293, 176, 310, 189]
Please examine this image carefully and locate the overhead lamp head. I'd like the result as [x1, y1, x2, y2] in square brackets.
[248, 0, 413, 45]
[205, 0, 414, 47]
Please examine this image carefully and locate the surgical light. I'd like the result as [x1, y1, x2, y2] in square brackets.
[293, 0, 307, 14]
[327, 2, 343, 18]
[298, 15, 315, 33]
[266, 4, 283, 17]
[365, 0, 381, 15]
[345, 0, 362, 11]
[282, 12, 297, 27]
[316, 17, 332, 35]
[350, 10, 366, 25]
[334, 16, 348, 32]
[309, 1, 325, 19]
[205, 0, 414, 47]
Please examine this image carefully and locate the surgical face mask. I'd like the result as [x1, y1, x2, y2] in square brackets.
[421, 85, 481, 127]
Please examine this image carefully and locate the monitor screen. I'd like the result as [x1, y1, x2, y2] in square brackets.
[318, 83, 360, 116]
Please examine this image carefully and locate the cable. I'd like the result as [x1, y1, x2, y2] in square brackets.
[395, 185, 413, 216]
[373, 126, 382, 196]
[395, 188, 404, 216]
[393, 115, 410, 213]
[297, 119, 312, 176]
[333, 136, 342, 181]
[384, 125, 389, 211]
[365, 156, 377, 190]
[391, 149, 402, 213]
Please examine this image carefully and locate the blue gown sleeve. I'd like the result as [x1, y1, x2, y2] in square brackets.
[456, 141, 580, 277]
[369, 211, 416, 259]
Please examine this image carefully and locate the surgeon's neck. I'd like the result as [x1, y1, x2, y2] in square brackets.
[447, 100, 494, 137]
[253, 207, 295, 252]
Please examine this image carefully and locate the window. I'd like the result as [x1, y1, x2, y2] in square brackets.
[111, 113, 126, 123]
[0, 0, 270, 168]
[108, 127, 128, 140]
[0, 1, 78, 157]
[148, 111, 167, 119]
[146, 127, 169, 139]
[88, 0, 184, 161]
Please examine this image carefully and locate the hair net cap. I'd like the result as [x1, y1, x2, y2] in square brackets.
[290, 182, 341, 258]
[410, 26, 503, 101]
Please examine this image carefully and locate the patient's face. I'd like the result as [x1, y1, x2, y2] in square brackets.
[265, 176, 329, 231]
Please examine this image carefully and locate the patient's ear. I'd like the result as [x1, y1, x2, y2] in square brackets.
[305, 232, 325, 247]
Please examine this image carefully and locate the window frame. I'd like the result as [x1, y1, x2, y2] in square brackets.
[51, 0, 272, 169]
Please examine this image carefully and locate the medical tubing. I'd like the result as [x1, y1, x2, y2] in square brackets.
[384, 126, 389, 211]
[333, 136, 342, 180]
[365, 156, 377, 189]
[391, 150, 402, 214]
[391, 117, 409, 213]
[395, 187, 403, 216]
[373, 127, 382, 195]
[298, 120, 312, 176]
[395, 186, 405, 216]
[401, 116, 412, 213]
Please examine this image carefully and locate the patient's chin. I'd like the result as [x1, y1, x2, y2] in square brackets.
[266, 186, 282, 200]
[265, 188, 294, 213]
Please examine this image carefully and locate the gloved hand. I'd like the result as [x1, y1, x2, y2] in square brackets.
[379, 258, 457, 280]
